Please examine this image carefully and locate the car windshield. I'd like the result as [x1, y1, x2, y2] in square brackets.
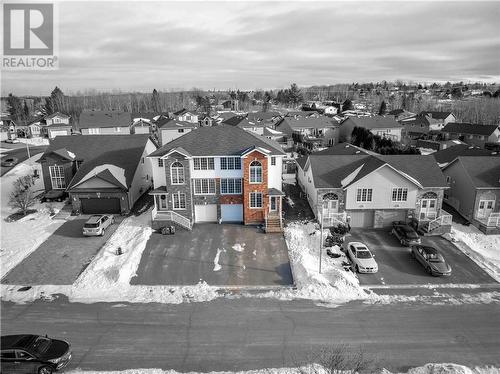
[84, 223, 100, 228]
[402, 228, 418, 238]
[428, 253, 445, 262]
[356, 250, 372, 259]
[29, 337, 51, 355]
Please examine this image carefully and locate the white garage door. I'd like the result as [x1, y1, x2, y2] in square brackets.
[195, 204, 218, 222]
[349, 211, 374, 228]
[221, 204, 243, 222]
[50, 130, 68, 138]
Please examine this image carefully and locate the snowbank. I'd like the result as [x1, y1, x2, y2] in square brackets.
[64, 363, 499, 374]
[249, 221, 374, 304]
[444, 223, 500, 282]
[0, 154, 65, 278]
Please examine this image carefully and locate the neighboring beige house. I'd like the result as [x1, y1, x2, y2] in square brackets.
[45, 112, 70, 126]
[442, 156, 500, 233]
[174, 109, 199, 124]
[156, 117, 197, 146]
[297, 153, 451, 234]
[79, 110, 132, 135]
[339, 116, 403, 142]
[28, 121, 42, 137]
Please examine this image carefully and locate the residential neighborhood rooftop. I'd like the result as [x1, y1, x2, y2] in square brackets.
[342, 115, 402, 129]
[442, 122, 499, 136]
[79, 110, 132, 129]
[444, 156, 500, 188]
[433, 144, 499, 165]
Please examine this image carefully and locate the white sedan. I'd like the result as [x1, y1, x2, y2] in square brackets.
[345, 241, 378, 273]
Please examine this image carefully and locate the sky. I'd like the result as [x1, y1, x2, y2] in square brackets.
[1, 1, 500, 96]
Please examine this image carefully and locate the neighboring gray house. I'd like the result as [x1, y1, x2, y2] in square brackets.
[339, 116, 403, 142]
[276, 116, 339, 151]
[79, 110, 132, 135]
[441, 123, 500, 149]
[156, 117, 197, 146]
[442, 156, 500, 233]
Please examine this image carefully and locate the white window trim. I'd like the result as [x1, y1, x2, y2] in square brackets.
[193, 178, 216, 195]
[249, 161, 263, 184]
[49, 165, 66, 190]
[170, 162, 185, 185]
[220, 156, 242, 170]
[249, 192, 263, 209]
[220, 178, 242, 195]
[391, 187, 408, 202]
[356, 188, 373, 203]
[271, 157, 276, 166]
[172, 192, 186, 210]
[193, 157, 215, 170]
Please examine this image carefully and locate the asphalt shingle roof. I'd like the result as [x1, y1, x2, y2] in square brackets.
[452, 156, 500, 188]
[342, 116, 402, 129]
[442, 123, 498, 136]
[312, 143, 374, 156]
[433, 144, 499, 164]
[79, 110, 132, 129]
[39, 135, 152, 189]
[279, 116, 337, 130]
[149, 125, 285, 157]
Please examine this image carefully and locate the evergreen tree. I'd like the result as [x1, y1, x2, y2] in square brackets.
[378, 100, 387, 115]
[152, 89, 161, 112]
[6, 94, 23, 122]
[342, 98, 353, 112]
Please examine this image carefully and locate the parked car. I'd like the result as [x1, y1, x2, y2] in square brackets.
[345, 241, 378, 273]
[5, 138, 20, 144]
[411, 245, 452, 276]
[41, 190, 67, 202]
[391, 221, 421, 246]
[82, 214, 114, 236]
[1, 334, 72, 373]
[1, 156, 19, 167]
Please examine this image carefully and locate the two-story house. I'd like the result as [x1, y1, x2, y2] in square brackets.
[147, 125, 286, 232]
[339, 116, 403, 142]
[37, 135, 156, 214]
[43, 112, 72, 138]
[441, 123, 500, 149]
[174, 109, 199, 124]
[297, 154, 451, 234]
[442, 156, 500, 234]
[156, 117, 197, 146]
[276, 116, 339, 151]
[79, 110, 132, 135]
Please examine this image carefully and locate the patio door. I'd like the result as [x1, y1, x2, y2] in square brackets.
[420, 198, 437, 220]
[477, 200, 494, 218]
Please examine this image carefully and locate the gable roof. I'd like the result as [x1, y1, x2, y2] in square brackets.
[446, 156, 500, 188]
[158, 119, 196, 129]
[343, 116, 402, 129]
[39, 134, 153, 189]
[279, 116, 337, 130]
[45, 112, 70, 120]
[72, 164, 128, 190]
[246, 111, 281, 122]
[79, 110, 132, 129]
[442, 123, 499, 136]
[303, 154, 446, 189]
[420, 111, 453, 119]
[131, 112, 158, 121]
[222, 115, 247, 126]
[433, 144, 499, 165]
[148, 125, 285, 157]
[312, 143, 375, 156]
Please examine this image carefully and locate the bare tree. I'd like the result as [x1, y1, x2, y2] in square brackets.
[9, 175, 37, 215]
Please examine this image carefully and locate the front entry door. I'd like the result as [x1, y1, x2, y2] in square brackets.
[270, 196, 277, 212]
[478, 200, 494, 218]
[420, 199, 437, 220]
[322, 199, 338, 216]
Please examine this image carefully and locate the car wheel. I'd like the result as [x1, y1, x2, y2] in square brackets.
[410, 250, 415, 258]
[400, 238, 405, 246]
[426, 266, 432, 275]
[101, 229, 105, 236]
[39, 366, 54, 374]
[355, 265, 360, 273]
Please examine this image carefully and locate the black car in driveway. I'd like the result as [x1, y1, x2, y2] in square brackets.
[391, 221, 421, 246]
[411, 245, 452, 276]
[1, 335, 71, 374]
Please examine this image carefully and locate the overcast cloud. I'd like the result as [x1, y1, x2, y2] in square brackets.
[2, 1, 499, 95]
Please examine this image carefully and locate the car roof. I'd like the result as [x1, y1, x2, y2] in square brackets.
[86, 215, 104, 223]
[348, 242, 368, 249]
[419, 246, 438, 254]
[1, 334, 37, 350]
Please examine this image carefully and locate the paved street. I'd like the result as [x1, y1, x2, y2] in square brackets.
[1, 297, 500, 372]
[1, 216, 122, 285]
[132, 223, 293, 286]
[0, 144, 46, 176]
[347, 229, 497, 286]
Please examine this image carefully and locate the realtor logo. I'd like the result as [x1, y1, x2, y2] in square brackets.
[2, 3, 58, 69]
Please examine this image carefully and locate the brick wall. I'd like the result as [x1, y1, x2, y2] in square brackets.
[242, 150, 268, 224]
[164, 152, 193, 221]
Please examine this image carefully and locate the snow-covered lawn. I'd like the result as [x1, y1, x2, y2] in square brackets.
[444, 223, 500, 282]
[64, 363, 499, 374]
[0, 154, 65, 279]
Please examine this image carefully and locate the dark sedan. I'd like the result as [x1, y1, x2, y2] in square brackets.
[1, 157, 19, 167]
[391, 222, 421, 246]
[411, 245, 452, 276]
[1, 334, 72, 374]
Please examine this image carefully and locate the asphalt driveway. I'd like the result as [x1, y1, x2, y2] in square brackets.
[346, 229, 497, 287]
[1, 215, 122, 285]
[131, 224, 293, 286]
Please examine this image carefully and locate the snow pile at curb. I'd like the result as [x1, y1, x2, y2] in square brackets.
[64, 363, 499, 374]
[443, 223, 500, 282]
[1, 211, 220, 305]
[0, 153, 65, 278]
[252, 221, 374, 304]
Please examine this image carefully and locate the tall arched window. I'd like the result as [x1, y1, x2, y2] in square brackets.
[249, 160, 262, 183]
[171, 161, 185, 185]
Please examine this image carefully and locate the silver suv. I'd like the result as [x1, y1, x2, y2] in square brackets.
[82, 215, 114, 236]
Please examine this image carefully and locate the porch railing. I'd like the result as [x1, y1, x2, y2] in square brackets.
[486, 213, 500, 227]
[321, 211, 348, 227]
[424, 209, 452, 232]
[152, 207, 192, 230]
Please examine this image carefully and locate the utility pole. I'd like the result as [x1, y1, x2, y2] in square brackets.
[26, 141, 31, 159]
[318, 206, 323, 274]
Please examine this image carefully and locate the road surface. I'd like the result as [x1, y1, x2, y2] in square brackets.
[2, 297, 499, 372]
[0, 144, 46, 176]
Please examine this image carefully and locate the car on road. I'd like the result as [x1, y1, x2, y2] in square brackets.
[345, 241, 378, 273]
[391, 221, 421, 246]
[1, 156, 19, 167]
[411, 245, 452, 276]
[5, 138, 20, 144]
[41, 190, 67, 203]
[82, 214, 114, 236]
[1, 334, 72, 373]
